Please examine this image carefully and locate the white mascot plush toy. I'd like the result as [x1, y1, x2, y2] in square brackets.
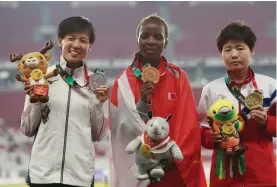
[125, 111, 183, 181]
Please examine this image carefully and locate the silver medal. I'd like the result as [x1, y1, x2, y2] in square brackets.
[89, 71, 107, 90]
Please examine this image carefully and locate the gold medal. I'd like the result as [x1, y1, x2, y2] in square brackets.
[140, 144, 152, 157]
[222, 123, 235, 135]
[245, 91, 263, 109]
[142, 66, 160, 84]
[31, 69, 43, 81]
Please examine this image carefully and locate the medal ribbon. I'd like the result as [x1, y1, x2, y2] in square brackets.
[56, 64, 90, 88]
[132, 63, 150, 80]
[130, 52, 168, 80]
[225, 69, 258, 110]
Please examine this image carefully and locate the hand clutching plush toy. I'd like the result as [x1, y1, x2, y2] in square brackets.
[9, 40, 59, 103]
[208, 96, 248, 179]
[125, 111, 183, 182]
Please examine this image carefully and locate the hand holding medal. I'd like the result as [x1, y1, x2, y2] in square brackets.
[246, 90, 267, 127]
[139, 64, 160, 103]
[250, 105, 267, 127]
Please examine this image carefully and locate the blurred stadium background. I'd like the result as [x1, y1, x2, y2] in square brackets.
[0, 1, 275, 187]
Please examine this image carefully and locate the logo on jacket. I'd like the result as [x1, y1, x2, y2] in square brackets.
[168, 93, 177, 100]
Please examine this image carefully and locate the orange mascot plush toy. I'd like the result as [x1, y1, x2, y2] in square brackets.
[9, 40, 59, 103]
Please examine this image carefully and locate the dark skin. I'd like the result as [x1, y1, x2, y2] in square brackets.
[137, 21, 168, 103]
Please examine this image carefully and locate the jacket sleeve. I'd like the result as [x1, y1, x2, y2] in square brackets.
[90, 94, 106, 142]
[265, 113, 276, 137]
[264, 82, 276, 137]
[20, 95, 44, 137]
[197, 84, 215, 149]
[136, 99, 151, 121]
[200, 126, 215, 149]
[264, 86, 276, 136]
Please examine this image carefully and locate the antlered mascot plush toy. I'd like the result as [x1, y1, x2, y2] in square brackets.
[9, 40, 59, 103]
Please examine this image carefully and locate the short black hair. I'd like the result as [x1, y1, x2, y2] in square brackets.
[136, 13, 168, 40]
[216, 20, 257, 52]
[58, 16, 96, 44]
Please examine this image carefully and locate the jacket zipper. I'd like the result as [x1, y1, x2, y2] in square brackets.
[60, 83, 72, 183]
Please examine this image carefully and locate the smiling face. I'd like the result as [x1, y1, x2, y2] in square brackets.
[221, 39, 253, 72]
[58, 31, 91, 64]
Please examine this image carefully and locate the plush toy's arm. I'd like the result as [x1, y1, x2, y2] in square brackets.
[213, 122, 221, 134]
[125, 138, 141, 154]
[170, 143, 183, 161]
[45, 68, 59, 80]
[234, 116, 245, 133]
[15, 74, 28, 83]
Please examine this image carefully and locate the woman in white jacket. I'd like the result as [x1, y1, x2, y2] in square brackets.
[20, 16, 109, 187]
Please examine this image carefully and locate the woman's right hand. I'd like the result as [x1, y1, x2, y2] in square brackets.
[140, 82, 155, 103]
[24, 80, 33, 95]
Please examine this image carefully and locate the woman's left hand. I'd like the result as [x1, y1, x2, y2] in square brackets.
[93, 85, 109, 102]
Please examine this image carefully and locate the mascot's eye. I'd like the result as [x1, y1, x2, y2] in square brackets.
[151, 124, 153, 127]
[22, 60, 25, 64]
[162, 127, 164, 130]
[232, 106, 234, 110]
[39, 56, 43, 60]
[213, 110, 216, 114]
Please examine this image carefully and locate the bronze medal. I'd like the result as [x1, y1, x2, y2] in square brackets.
[141, 144, 152, 157]
[222, 123, 235, 135]
[142, 66, 160, 84]
[245, 91, 263, 109]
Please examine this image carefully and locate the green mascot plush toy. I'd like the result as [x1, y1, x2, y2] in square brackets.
[208, 96, 247, 180]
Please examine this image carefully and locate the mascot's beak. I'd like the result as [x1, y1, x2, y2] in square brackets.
[219, 106, 231, 115]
